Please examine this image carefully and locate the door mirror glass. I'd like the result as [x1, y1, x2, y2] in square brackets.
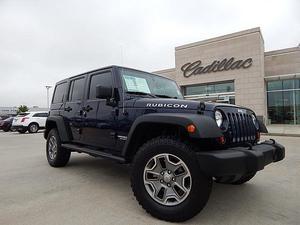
[96, 85, 112, 99]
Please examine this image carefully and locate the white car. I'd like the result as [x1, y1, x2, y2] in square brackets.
[12, 111, 48, 133]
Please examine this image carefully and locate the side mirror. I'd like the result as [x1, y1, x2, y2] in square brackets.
[96, 85, 112, 99]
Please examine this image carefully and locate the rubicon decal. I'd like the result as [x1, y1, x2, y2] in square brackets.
[146, 103, 188, 108]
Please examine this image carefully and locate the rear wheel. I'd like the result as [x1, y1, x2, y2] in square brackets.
[215, 172, 256, 185]
[46, 128, 70, 167]
[131, 137, 212, 222]
[28, 123, 39, 133]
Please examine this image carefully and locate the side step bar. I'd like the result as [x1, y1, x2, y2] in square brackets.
[61, 143, 126, 163]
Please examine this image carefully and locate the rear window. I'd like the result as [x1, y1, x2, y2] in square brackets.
[33, 113, 48, 117]
[17, 113, 29, 117]
[52, 82, 67, 104]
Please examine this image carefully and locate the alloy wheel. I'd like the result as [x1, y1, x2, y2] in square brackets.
[143, 153, 192, 206]
[48, 136, 58, 160]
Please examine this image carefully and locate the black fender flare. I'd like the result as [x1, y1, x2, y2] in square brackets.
[44, 116, 70, 142]
[121, 113, 222, 156]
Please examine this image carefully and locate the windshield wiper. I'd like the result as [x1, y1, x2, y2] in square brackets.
[154, 94, 177, 99]
[126, 91, 157, 98]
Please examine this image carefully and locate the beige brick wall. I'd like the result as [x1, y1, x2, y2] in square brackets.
[156, 27, 267, 120]
[265, 47, 300, 77]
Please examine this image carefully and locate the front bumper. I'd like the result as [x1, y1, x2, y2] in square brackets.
[196, 140, 285, 177]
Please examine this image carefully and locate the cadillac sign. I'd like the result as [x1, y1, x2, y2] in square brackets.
[181, 57, 253, 77]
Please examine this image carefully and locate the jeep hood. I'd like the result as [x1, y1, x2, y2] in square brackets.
[131, 98, 253, 112]
[133, 98, 200, 110]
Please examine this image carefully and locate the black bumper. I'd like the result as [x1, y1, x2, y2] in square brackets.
[11, 125, 27, 130]
[197, 140, 285, 177]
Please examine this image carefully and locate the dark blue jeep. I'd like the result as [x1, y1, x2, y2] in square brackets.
[44, 66, 285, 222]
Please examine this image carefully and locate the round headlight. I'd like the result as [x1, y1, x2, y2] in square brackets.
[251, 114, 259, 129]
[215, 110, 223, 127]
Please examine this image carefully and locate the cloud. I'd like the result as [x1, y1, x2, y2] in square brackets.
[0, 0, 299, 107]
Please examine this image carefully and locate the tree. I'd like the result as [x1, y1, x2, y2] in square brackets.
[17, 105, 29, 114]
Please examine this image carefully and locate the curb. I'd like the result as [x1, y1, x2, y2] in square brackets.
[262, 133, 300, 137]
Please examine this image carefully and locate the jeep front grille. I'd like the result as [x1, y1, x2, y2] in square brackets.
[226, 112, 257, 143]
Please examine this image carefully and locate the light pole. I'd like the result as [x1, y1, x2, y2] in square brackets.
[45, 85, 52, 109]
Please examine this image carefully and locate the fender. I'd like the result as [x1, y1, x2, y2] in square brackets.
[122, 113, 223, 156]
[44, 116, 71, 142]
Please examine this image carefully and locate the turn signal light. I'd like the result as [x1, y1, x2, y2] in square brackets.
[186, 124, 196, 133]
[21, 117, 29, 123]
[217, 136, 226, 145]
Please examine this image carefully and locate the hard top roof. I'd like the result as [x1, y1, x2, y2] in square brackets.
[55, 65, 175, 85]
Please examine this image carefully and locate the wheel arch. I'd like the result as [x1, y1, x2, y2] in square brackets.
[122, 113, 223, 162]
[44, 116, 71, 142]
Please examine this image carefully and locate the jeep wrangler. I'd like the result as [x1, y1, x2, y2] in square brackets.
[44, 66, 285, 222]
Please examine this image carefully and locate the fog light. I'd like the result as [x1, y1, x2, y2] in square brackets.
[186, 124, 196, 133]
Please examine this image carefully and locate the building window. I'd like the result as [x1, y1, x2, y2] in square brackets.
[185, 81, 234, 96]
[267, 79, 300, 124]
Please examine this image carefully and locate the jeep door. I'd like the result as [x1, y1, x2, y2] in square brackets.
[81, 70, 117, 149]
[64, 76, 86, 142]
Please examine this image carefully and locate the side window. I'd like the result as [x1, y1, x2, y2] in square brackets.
[35, 113, 48, 117]
[89, 72, 112, 99]
[52, 82, 67, 103]
[68, 78, 85, 101]
[40, 113, 49, 117]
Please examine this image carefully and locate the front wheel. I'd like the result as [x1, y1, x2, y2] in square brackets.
[3, 127, 10, 132]
[131, 137, 212, 222]
[46, 128, 70, 167]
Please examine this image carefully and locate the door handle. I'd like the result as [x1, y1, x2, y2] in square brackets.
[85, 105, 93, 112]
[64, 106, 72, 112]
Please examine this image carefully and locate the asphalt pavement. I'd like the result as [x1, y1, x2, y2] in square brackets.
[0, 131, 299, 225]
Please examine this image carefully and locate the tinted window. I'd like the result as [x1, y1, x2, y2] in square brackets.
[185, 81, 234, 95]
[267, 80, 282, 91]
[17, 113, 30, 117]
[89, 72, 112, 99]
[33, 113, 48, 117]
[53, 82, 67, 103]
[283, 80, 294, 89]
[69, 78, 85, 101]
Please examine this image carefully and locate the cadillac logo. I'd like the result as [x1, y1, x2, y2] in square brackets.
[181, 57, 252, 77]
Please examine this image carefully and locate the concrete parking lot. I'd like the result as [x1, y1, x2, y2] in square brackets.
[0, 131, 299, 225]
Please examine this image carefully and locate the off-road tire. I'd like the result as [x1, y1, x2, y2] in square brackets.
[131, 137, 212, 222]
[46, 128, 70, 167]
[28, 123, 39, 133]
[215, 172, 256, 185]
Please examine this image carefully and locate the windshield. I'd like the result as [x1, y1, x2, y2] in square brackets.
[120, 69, 183, 99]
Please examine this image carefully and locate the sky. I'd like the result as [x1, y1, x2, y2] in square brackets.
[0, 0, 299, 107]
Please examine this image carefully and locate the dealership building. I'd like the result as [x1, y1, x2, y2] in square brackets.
[155, 27, 300, 125]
